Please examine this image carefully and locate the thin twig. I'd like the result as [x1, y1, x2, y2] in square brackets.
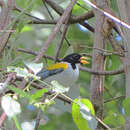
[95, 117, 111, 130]
[104, 86, 113, 97]
[70, 10, 94, 23]
[49, 93, 59, 102]
[15, 47, 125, 75]
[109, 35, 125, 60]
[44, 0, 94, 32]
[104, 95, 125, 103]
[76, 1, 89, 11]
[43, 0, 123, 35]
[80, 66, 124, 75]
[17, 48, 57, 61]
[80, 45, 125, 57]
[34, 93, 47, 130]
[29, 82, 72, 104]
[0, 0, 15, 55]
[79, 21, 94, 32]
[28, 19, 57, 24]
[28, 10, 94, 25]
[15, 7, 44, 22]
[43, 1, 71, 47]
[54, 13, 71, 62]
[35, 0, 77, 62]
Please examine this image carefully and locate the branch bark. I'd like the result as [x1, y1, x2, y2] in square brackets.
[54, 13, 71, 62]
[0, 0, 15, 55]
[16, 47, 124, 75]
[117, 0, 130, 129]
[90, 0, 110, 128]
[35, 0, 77, 62]
[44, 0, 94, 32]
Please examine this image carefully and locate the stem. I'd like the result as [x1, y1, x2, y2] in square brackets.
[13, 115, 21, 130]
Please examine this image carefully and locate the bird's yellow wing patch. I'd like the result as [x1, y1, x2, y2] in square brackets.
[46, 63, 68, 70]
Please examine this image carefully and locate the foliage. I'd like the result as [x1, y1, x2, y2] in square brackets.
[0, 0, 127, 129]
[72, 98, 97, 130]
[123, 98, 130, 117]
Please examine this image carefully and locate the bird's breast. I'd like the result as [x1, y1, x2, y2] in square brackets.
[45, 63, 79, 87]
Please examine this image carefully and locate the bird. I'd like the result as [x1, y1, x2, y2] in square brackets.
[27, 53, 89, 114]
[36, 53, 89, 87]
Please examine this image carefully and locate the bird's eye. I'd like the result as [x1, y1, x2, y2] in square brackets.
[73, 54, 80, 59]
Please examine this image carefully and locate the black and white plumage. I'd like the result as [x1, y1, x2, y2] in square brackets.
[36, 53, 89, 87]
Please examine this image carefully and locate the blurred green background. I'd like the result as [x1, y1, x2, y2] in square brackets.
[0, 0, 126, 129]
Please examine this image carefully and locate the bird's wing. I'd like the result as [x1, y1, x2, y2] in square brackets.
[36, 63, 68, 80]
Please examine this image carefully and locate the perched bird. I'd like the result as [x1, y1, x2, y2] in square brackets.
[36, 53, 89, 87]
[26, 53, 89, 114]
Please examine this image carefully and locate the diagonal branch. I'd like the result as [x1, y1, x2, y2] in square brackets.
[28, 11, 94, 25]
[34, 0, 77, 62]
[42, 1, 71, 46]
[44, 0, 94, 32]
[15, 47, 124, 75]
[80, 66, 124, 75]
[54, 14, 71, 62]
[0, 0, 15, 55]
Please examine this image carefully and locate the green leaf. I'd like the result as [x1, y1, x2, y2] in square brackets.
[17, 21, 25, 33]
[72, 98, 97, 130]
[8, 86, 48, 105]
[79, 99, 95, 116]
[30, 88, 48, 103]
[7, 66, 28, 77]
[7, 85, 31, 99]
[39, 100, 54, 112]
[123, 98, 130, 116]
[13, 115, 21, 130]
[21, 25, 33, 33]
[51, 80, 69, 93]
[72, 0, 90, 15]
[7, 66, 40, 81]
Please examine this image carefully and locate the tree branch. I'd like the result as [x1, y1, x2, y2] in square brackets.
[17, 48, 56, 61]
[34, 93, 47, 130]
[104, 95, 125, 103]
[15, 47, 125, 75]
[42, 1, 71, 46]
[90, 0, 110, 122]
[80, 45, 125, 57]
[35, 0, 77, 62]
[44, 0, 94, 32]
[15, 7, 45, 22]
[28, 11, 94, 25]
[0, 0, 15, 55]
[80, 66, 124, 75]
[54, 14, 70, 62]
[109, 35, 125, 61]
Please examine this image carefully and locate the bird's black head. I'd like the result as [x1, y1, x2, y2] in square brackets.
[62, 53, 81, 64]
[62, 53, 89, 69]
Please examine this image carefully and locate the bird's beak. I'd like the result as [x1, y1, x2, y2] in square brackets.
[80, 56, 89, 64]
